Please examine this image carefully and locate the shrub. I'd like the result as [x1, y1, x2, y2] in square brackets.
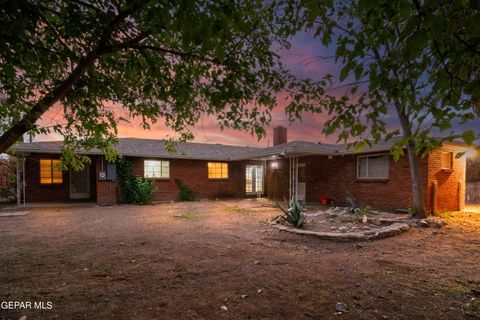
[175, 178, 196, 201]
[118, 158, 156, 205]
[274, 197, 306, 228]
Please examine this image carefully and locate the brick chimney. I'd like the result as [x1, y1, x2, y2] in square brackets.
[273, 125, 287, 146]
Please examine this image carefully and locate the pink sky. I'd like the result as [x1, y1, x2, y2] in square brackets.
[33, 31, 479, 146]
[34, 32, 341, 147]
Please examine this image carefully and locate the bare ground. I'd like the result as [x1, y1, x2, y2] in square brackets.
[0, 199, 479, 320]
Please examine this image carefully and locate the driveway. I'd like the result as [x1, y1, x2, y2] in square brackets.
[0, 199, 479, 319]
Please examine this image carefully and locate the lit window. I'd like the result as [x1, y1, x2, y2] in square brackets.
[144, 160, 170, 178]
[357, 154, 389, 179]
[208, 162, 228, 179]
[440, 151, 453, 170]
[40, 159, 63, 184]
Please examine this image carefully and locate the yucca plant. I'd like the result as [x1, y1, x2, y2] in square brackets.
[274, 197, 306, 228]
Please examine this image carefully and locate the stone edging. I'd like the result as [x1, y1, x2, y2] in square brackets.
[275, 222, 410, 242]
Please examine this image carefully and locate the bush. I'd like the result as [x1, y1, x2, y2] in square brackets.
[274, 197, 306, 228]
[118, 158, 157, 205]
[175, 178, 196, 201]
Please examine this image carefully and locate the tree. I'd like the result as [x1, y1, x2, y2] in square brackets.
[287, 0, 479, 216]
[0, 0, 303, 167]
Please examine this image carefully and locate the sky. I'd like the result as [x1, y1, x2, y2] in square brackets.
[35, 31, 479, 147]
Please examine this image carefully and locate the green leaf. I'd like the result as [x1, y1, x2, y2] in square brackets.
[405, 30, 428, 58]
[462, 130, 475, 146]
[215, 46, 225, 63]
[339, 66, 349, 81]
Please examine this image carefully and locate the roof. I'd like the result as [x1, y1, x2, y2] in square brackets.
[11, 138, 261, 161]
[230, 137, 406, 160]
[11, 136, 469, 161]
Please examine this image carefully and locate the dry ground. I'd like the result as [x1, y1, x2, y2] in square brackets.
[0, 199, 480, 320]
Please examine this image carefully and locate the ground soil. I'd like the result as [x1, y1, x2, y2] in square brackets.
[0, 199, 479, 320]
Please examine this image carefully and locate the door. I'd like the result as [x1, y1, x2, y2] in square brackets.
[297, 163, 306, 202]
[70, 166, 90, 199]
[246, 165, 264, 195]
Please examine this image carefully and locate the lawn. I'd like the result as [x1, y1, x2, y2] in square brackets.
[0, 199, 479, 319]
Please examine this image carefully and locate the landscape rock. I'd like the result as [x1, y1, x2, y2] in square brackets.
[335, 302, 348, 313]
[220, 306, 228, 311]
[417, 218, 446, 228]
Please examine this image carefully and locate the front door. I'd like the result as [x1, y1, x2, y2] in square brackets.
[246, 165, 264, 195]
[70, 166, 90, 199]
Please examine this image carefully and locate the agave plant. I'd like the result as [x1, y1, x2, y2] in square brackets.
[274, 197, 306, 228]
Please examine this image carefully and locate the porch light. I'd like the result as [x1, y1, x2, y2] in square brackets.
[271, 161, 279, 169]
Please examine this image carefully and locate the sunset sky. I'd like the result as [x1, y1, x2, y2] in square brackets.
[35, 31, 479, 147]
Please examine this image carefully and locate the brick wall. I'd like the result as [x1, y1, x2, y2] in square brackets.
[424, 148, 466, 213]
[267, 153, 415, 211]
[122, 157, 261, 202]
[23, 153, 96, 203]
[95, 156, 117, 205]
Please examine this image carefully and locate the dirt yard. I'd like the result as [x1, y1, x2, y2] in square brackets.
[1, 199, 479, 320]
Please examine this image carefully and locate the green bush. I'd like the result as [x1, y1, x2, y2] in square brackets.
[175, 178, 196, 201]
[118, 158, 157, 205]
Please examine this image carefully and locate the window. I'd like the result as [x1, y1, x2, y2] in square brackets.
[440, 151, 453, 170]
[208, 162, 228, 179]
[357, 154, 389, 179]
[40, 159, 63, 184]
[144, 160, 170, 178]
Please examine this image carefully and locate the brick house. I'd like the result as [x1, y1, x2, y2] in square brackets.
[11, 127, 474, 214]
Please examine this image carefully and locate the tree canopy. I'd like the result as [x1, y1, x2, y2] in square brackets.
[288, 0, 479, 155]
[0, 0, 304, 166]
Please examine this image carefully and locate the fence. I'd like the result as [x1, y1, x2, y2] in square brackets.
[466, 181, 480, 203]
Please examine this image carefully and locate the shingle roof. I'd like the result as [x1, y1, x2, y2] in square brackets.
[230, 137, 406, 160]
[11, 138, 261, 161]
[10, 136, 422, 160]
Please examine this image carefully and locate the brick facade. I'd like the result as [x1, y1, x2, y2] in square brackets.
[424, 148, 466, 213]
[266, 150, 466, 213]
[23, 153, 96, 203]
[21, 148, 467, 214]
[127, 157, 250, 202]
[267, 153, 414, 211]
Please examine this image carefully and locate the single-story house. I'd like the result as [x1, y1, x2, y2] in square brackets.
[10, 126, 475, 214]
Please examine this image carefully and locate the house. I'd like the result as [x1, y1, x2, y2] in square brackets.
[11, 126, 475, 214]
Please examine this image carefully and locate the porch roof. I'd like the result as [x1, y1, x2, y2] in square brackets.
[231, 138, 404, 160]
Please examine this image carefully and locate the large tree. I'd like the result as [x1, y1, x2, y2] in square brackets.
[0, 0, 303, 164]
[288, 0, 479, 216]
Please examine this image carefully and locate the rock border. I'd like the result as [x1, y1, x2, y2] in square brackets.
[275, 222, 410, 242]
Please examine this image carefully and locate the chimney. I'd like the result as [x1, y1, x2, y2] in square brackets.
[273, 125, 287, 146]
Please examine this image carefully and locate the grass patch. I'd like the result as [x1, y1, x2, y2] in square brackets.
[175, 212, 201, 220]
[224, 206, 252, 214]
[438, 211, 480, 226]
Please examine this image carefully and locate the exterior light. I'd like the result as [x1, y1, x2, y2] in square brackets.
[271, 161, 279, 169]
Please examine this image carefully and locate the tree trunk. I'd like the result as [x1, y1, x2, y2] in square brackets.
[405, 141, 426, 217]
[394, 101, 427, 217]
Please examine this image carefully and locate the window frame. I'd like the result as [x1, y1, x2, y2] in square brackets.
[143, 159, 170, 179]
[40, 159, 63, 185]
[356, 153, 390, 180]
[440, 151, 454, 170]
[207, 162, 229, 180]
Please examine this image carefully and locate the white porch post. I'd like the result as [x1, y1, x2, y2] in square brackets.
[288, 156, 299, 201]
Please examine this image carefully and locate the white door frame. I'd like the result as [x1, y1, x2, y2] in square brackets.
[246, 164, 264, 195]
